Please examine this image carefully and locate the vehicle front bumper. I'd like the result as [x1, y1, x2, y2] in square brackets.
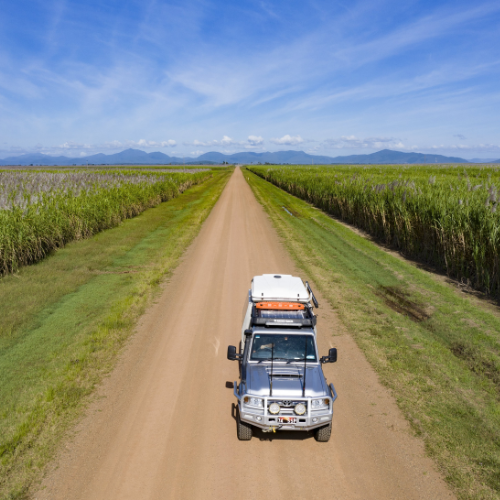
[234, 382, 337, 432]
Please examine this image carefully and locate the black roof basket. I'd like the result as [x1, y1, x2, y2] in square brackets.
[250, 304, 315, 328]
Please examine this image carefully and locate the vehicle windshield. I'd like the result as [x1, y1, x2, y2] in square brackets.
[250, 334, 317, 362]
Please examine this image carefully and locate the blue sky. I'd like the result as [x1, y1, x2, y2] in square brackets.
[0, 0, 499, 159]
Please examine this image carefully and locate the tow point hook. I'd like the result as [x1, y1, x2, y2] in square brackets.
[262, 426, 282, 433]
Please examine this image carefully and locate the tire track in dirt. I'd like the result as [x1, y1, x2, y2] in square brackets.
[36, 168, 454, 500]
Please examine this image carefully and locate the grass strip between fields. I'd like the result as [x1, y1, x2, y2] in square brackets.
[0, 169, 231, 500]
[245, 168, 500, 500]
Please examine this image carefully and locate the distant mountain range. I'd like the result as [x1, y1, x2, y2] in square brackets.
[0, 148, 496, 166]
[0, 149, 204, 166]
[469, 158, 500, 163]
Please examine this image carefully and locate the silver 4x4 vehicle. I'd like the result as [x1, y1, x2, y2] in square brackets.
[227, 274, 338, 442]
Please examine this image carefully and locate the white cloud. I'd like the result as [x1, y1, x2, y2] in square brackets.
[2, 135, 498, 161]
[248, 135, 264, 146]
[59, 141, 92, 150]
[0, 138, 178, 159]
[135, 139, 176, 148]
[186, 135, 264, 149]
[162, 140, 177, 147]
[270, 134, 304, 145]
[221, 135, 235, 145]
[323, 136, 405, 150]
[57, 139, 177, 151]
[318, 136, 500, 156]
[190, 136, 236, 147]
[428, 143, 500, 151]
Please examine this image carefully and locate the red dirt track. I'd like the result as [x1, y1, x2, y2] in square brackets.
[37, 168, 454, 500]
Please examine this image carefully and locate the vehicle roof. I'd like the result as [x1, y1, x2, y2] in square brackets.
[251, 274, 310, 302]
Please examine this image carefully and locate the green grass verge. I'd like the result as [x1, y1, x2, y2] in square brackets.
[244, 168, 500, 500]
[0, 169, 231, 499]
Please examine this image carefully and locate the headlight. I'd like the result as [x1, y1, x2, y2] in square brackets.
[294, 403, 306, 415]
[268, 402, 280, 414]
[311, 398, 330, 410]
[243, 396, 263, 408]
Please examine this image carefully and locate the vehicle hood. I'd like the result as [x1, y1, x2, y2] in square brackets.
[245, 364, 327, 398]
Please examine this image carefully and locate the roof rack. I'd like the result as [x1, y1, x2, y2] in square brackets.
[250, 301, 314, 328]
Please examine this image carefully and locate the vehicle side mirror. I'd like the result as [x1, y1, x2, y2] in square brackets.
[321, 348, 337, 364]
[244, 329, 253, 336]
[328, 348, 337, 363]
[227, 345, 237, 361]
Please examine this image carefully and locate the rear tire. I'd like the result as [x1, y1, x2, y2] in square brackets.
[314, 423, 332, 442]
[237, 410, 253, 441]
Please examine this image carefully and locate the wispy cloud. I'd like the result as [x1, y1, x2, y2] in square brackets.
[59, 139, 176, 150]
[184, 135, 264, 150]
[0, 0, 499, 157]
[428, 143, 500, 152]
[323, 136, 405, 150]
[1, 136, 500, 160]
[326, 3, 500, 71]
[163, 2, 500, 111]
[0, 138, 177, 158]
[188, 136, 236, 147]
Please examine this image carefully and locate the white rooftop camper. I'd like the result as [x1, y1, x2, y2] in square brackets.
[241, 274, 319, 345]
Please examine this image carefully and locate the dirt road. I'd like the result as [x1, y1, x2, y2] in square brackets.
[37, 168, 453, 500]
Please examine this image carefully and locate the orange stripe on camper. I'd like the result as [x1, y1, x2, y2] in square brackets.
[256, 302, 305, 310]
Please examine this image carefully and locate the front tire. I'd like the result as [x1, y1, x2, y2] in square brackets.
[314, 423, 332, 442]
[237, 410, 253, 441]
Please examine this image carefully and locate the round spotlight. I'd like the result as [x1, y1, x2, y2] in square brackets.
[269, 403, 280, 415]
[294, 403, 306, 416]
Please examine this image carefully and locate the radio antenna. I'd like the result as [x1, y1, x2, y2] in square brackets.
[270, 342, 274, 397]
[302, 336, 307, 397]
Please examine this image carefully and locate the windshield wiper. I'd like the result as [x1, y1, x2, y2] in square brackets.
[287, 357, 316, 364]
